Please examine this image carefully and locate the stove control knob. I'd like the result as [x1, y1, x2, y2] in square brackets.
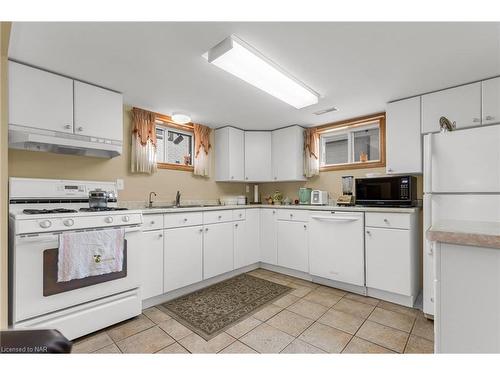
[39, 220, 52, 229]
[63, 219, 74, 227]
[105, 216, 114, 224]
[122, 215, 130, 223]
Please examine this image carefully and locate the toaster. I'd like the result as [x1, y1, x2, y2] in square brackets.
[310, 190, 329, 205]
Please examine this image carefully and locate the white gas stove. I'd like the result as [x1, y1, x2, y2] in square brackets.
[9, 178, 144, 340]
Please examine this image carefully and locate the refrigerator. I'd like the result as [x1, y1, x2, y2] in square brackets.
[423, 124, 500, 316]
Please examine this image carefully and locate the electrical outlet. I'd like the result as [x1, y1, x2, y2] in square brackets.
[116, 179, 125, 190]
[246, 185, 250, 193]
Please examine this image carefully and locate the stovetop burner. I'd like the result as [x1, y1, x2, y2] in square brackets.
[79, 207, 129, 212]
[23, 208, 79, 215]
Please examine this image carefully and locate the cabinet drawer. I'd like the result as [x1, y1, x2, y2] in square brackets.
[365, 212, 410, 229]
[142, 214, 164, 231]
[233, 209, 246, 221]
[164, 212, 203, 228]
[203, 210, 233, 224]
[277, 209, 309, 222]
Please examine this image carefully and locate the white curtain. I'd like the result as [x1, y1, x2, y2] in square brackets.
[193, 124, 211, 177]
[130, 108, 157, 174]
[131, 133, 157, 174]
[304, 128, 320, 178]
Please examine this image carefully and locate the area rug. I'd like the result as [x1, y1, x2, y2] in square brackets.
[161, 273, 292, 340]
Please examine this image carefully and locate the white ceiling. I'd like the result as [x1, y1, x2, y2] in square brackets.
[9, 22, 500, 130]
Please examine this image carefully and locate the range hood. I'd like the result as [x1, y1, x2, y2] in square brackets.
[9, 125, 122, 158]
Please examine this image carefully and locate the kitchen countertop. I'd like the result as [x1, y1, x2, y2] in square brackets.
[141, 204, 420, 215]
[427, 220, 500, 249]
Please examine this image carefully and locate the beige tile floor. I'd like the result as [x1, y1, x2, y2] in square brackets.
[72, 268, 434, 354]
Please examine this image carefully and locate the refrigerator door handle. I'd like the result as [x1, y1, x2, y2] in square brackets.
[423, 134, 432, 193]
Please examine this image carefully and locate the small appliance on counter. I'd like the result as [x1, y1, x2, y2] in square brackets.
[298, 188, 312, 205]
[355, 175, 417, 207]
[337, 176, 355, 206]
[311, 190, 328, 205]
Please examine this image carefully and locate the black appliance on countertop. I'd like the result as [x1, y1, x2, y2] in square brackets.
[355, 175, 417, 207]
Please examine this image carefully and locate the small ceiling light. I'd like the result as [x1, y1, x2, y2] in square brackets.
[171, 112, 191, 124]
[205, 35, 319, 109]
[314, 106, 339, 115]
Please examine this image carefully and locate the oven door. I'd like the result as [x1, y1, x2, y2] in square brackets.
[12, 227, 141, 323]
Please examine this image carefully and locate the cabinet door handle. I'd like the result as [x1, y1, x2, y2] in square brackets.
[218, 215, 222, 219]
[183, 218, 188, 222]
[245, 177, 248, 180]
[366, 230, 371, 235]
[272, 210, 276, 214]
[235, 223, 238, 228]
[76, 126, 84, 131]
[150, 221, 155, 225]
[383, 218, 389, 223]
[473, 118, 480, 123]
[159, 233, 163, 238]
[387, 168, 393, 173]
[485, 115, 495, 121]
[64, 124, 72, 130]
[199, 228, 203, 233]
[231, 176, 234, 180]
[303, 224, 307, 229]
[205, 228, 209, 232]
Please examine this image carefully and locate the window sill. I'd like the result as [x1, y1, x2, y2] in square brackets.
[320, 160, 385, 172]
[157, 163, 194, 172]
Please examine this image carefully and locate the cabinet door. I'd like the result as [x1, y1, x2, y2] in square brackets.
[234, 210, 260, 269]
[74, 81, 123, 141]
[277, 221, 308, 272]
[272, 126, 306, 181]
[244, 131, 272, 182]
[164, 226, 203, 292]
[139, 230, 164, 300]
[203, 222, 234, 279]
[215, 127, 244, 181]
[482, 77, 500, 125]
[386, 97, 422, 174]
[260, 209, 277, 265]
[365, 227, 411, 296]
[421, 82, 481, 133]
[9, 61, 74, 133]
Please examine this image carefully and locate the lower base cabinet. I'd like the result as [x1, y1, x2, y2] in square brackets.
[203, 222, 234, 279]
[260, 209, 277, 265]
[164, 226, 203, 293]
[140, 229, 164, 300]
[365, 227, 412, 296]
[277, 221, 308, 272]
[234, 210, 260, 269]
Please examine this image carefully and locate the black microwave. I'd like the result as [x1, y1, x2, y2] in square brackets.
[355, 176, 417, 207]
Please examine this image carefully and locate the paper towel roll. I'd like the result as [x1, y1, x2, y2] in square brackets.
[254, 185, 259, 203]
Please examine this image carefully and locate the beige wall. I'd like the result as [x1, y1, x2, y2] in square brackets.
[1, 22, 11, 329]
[259, 168, 423, 203]
[8, 105, 247, 204]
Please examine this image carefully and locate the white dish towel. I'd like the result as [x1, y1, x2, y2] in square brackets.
[57, 228, 125, 282]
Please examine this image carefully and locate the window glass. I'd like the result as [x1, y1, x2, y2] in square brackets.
[324, 135, 348, 165]
[353, 128, 380, 162]
[156, 127, 193, 166]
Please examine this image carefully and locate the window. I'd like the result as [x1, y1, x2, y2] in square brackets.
[155, 114, 195, 171]
[319, 114, 385, 171]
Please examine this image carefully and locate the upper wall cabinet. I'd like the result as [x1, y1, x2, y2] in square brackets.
[215, 127, 245, 182]
[9, 61, 74, 134]
[244, 131, 272, 182]
[482, 77, 500, 126]
[421, 82, 481, 133]
[74, 81, 123, 141]
[386, 97, 422, 174]
[272, 126, 306, 181]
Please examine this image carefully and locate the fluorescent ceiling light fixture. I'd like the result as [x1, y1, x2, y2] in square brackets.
[206, 35, 319, 109]
[171, 112, 191, 124]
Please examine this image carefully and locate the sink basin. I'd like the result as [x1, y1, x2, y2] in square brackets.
[146, 204, 222, 209]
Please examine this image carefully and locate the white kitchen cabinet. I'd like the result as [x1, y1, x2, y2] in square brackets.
[365, 227, 412, 295]
[309, 212, 365, 287]
[203, 222, 234, 279]
[234, 210, 260, 269]
[9, 61, 74, 134]
[386, 97, 422, 174]
[365, 212, 420, 307]
[482, 77, 500, 125]
[272, 126, 306, 181]
[139, 229, 164, 300]
[421, 82, 481, 133]
[74, 81, 123, 141]
[164, 226, 203, 292]
[260, 208, 278, 265]
[215, 127, 245, 182]
[277, 220, 308, 273]
[244, 131, 272, 182]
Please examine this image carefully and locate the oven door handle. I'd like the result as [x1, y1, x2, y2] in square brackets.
[16, 233, 59, 244]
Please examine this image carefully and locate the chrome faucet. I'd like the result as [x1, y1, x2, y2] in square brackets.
[148, 192, 157, 208]
[175, 191, 181, 207]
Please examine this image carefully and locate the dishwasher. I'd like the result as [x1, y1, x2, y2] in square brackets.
[309, 211, 365, 287]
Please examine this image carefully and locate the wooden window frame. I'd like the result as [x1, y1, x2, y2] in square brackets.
[154, 112, 195, 172]
[317, 112, 386, 172]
